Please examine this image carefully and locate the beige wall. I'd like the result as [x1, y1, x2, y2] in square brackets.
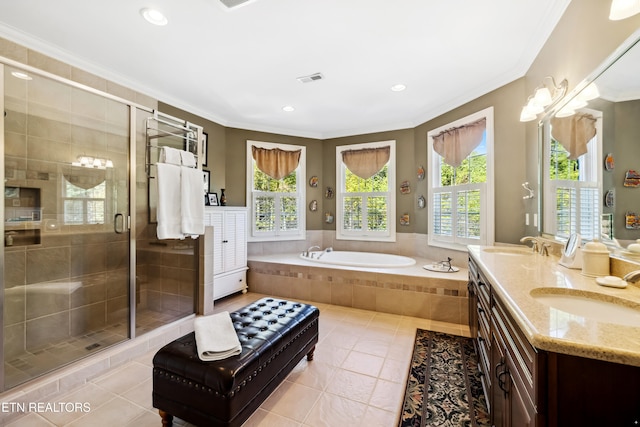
[523, 0, 640, 236]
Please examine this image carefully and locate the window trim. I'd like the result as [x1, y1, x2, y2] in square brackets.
[246, 140, 306, 242]
[335, 140, 396, 242]
[427, 107, 495, 250]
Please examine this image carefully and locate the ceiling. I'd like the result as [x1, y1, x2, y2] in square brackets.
[0, 0, 571, 139]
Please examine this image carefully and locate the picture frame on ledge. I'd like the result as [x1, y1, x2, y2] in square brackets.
[203, 170, 210, 193]
[206, 192, 219, 206]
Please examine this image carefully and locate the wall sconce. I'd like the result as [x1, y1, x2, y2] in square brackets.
[71, 155, 114, 169]
[519, 76, 568, 122]
[609, 0, 640, 20]
[555, 82, 600, 118]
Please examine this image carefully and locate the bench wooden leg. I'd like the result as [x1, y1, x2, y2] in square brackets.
[307, 345, 316, 361]
[159, 410, 173, 427]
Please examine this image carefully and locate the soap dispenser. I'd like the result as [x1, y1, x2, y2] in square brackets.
[581, 239, 610, 277]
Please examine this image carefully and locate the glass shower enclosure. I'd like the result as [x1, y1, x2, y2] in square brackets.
[1, 62, 198, 391]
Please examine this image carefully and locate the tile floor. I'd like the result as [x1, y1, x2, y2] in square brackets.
[6, 292, 470, 426]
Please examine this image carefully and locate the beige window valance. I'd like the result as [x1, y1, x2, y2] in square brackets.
[550, 113, 597, 160]
[341, 146, 390, 179]
[432, 118, 486, 168]
[251, 146, 302, 180]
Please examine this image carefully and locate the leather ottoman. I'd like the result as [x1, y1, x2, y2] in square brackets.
[152, 298, 319, 427]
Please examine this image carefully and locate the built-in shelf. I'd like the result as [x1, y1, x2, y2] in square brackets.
[5, 186, 42, 247]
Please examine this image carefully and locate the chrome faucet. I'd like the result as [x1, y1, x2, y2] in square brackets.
[623, 270, 640, 283]
[520, 236, 540, 253]
[316, 247, 333, 259]
[304, 246, 321, 258]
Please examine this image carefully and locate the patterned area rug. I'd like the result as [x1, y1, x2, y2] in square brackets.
[398, 330, 490, 427]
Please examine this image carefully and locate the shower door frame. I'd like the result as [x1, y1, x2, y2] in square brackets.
[0, 57, 154, 392]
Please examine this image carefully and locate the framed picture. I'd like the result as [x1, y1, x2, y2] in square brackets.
[201, 132, 208, 167]
[207, 192, 219, 206]
[203, 170, 210, 193]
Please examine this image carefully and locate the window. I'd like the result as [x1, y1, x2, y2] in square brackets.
[544, 111, 602, 240]
[246, 140, 306, 241]
[63, 178, 106, 225]
[336, 140, 396, 242]
[427, 107, 494, 249]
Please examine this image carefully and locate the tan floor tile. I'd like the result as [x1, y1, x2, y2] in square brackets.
[244, 408, 301, 427]
[67, 396, 146, 427]
[353, 337, 392, 358]
[341, 351, 384, 377]
[38, 382, 117, 425]
[126, 409, 163, 426]
[303, 393, 368, 427]
[379, 358, 409, 383]
[6, 413, 54, 426]
[93, 361, 151, 395]
[369, 378, 405, 412]
[359, 405, 398, 427]
[325, 369, 377, 403]
[288, 359, 337, 391]
[261, 380, 322, 422]
[313, 344, 350, 367]
[121, 377, 153, 410]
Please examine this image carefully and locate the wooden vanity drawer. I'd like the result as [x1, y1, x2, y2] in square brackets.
[492, 295, 537, 401]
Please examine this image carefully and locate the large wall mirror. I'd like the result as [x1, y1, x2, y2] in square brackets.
[540, 29, 640, 256]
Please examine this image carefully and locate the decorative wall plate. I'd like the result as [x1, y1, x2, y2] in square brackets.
[604, 189, 615, 208]
[400, 181, 411, 194]
[417, 195, 426, 209]
[309, 200, 317, 211]
[417, 166, 425, 180]
[309, 176, 318, 187]
[604, 153, 614, 171]
[325, 186, 334, 198]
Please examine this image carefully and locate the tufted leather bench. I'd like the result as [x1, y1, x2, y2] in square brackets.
[152, 298, 319, 427]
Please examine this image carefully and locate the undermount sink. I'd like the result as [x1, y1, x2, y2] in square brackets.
[530, 288, 640, 327]
[482, 246, 533, 256]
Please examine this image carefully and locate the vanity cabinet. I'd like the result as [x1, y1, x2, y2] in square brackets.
[206, 207, 248, 300]
[469, 254, 640, 427]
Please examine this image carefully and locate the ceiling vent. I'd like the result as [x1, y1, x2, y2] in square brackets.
[219, 0, 254, 9]
[296, 73, 324, 83]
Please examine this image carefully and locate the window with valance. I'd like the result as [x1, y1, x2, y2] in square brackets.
[246, 141, 306, 241]
[427, 107, 494, 249]
[336, 141, 396, 242]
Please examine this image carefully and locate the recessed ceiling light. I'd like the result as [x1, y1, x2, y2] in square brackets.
[11, 71, 32, 80]
[282, 106, 295, 112]
[391, 84, 406, 92]
[140, 8, 168, 26]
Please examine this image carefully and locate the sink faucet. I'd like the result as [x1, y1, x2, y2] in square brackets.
[520, 236, 540, 253]
[623, 270, 640, 283]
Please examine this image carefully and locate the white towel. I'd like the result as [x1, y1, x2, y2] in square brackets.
[180, 150, 197, 168]
[181, 167, 205, 238]
[194, 312, 242, 361]
[156, 163, 184, 240]
[160, 146, 182, 165]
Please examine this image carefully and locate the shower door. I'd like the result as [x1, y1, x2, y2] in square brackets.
[2, 64, 131, 390]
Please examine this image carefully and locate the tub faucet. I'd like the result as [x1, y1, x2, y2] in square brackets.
[304, 246, 320, 258]
[520, 236, 540, 253]
[316, 247, 333, 259]
[623, 270, 640, 283]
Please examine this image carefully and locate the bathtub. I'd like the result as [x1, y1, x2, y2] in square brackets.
[300, 250, 416, 268]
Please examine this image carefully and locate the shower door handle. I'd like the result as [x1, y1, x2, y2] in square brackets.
[114, 213, 125, 234]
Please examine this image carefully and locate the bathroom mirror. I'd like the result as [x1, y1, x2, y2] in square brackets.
[540, 30, 640, 255]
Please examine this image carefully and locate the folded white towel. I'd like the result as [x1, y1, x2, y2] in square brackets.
[180, 150, 197, 168]
[156, 163, 184, 240]
[160, 146, 182, 165]
[194, 312, 242, 361]
[181, 167, 205, 238]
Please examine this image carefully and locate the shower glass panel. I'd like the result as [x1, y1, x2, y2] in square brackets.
[3, 65, 130, 390]
[134, 111, 197, 336]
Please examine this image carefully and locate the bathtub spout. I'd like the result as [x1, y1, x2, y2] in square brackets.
[316, 247, 333, 259]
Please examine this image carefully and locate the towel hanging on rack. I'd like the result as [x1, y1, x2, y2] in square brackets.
[156, 149, 205, 240]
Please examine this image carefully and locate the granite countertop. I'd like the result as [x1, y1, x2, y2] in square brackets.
[468, 245, 640, 367]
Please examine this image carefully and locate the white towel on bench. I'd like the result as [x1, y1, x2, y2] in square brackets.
[194, 312, 242, 361]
